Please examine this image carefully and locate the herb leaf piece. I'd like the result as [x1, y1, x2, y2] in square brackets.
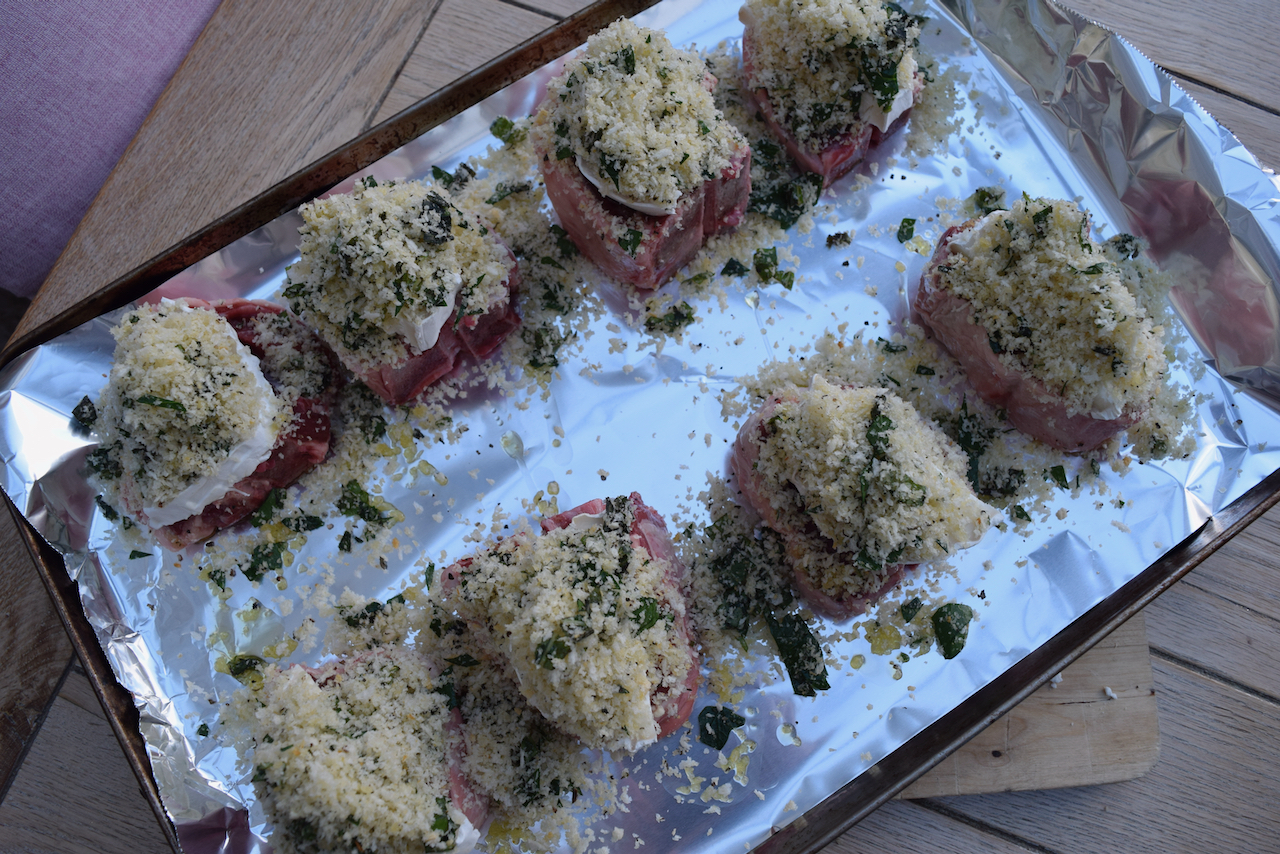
[697, 706, 746, 750]
[932, 603, 975, 659]
[489, 115, 526, 146]
[249, 487, 285, 526]
[644, 302, 696, 335]
[766, 613, 830, 697]
[136, 394, 186, 413]
[72, 395, 97, 428]
[618, 229, 643, 257]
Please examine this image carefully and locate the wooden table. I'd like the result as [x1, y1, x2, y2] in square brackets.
[3, 0, 1279, 851]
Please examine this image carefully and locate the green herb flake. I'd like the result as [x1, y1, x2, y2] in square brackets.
[136, 394, 186, 413]
[227, 654, 265, 679]
[1012, 504, 1031, 521]
[632, 597, 662, 632]
[196, 723, 210, 737]
[534, 636, 571, 669]
[1031, 204, 1054, 237]
[753, 247, 794, 288]
[244, 541, 287, 583]
[94, 495, 119, 521]
[618, 229, 643, 257]
[721, 258, 750, 277]
[1048, 465, 1069, 490]
[337, 480, 390, 525]
[550, 224, 578, 258]
[697, 705, 746, 750]
[428, 796, 459, 850]
[72, 396, 97, 428]
[486, 181, 531, 205]
[613, 44, 636, 75]
[900, 596, 923, 623]
[128, 550, 152, 560]
[932, 603, 975, 659]
[754, 247, 778, 279]
[86, 446, 122, 479]
[489, 115, 526, 146]
[249, 488, 285, 526]
[766, 613, 830, 697]
[896, 217, 916, 243]
[644, 301, 696, 335]
[1106, 232, 1140, 259]
[972, 186, 1007, 215]
[283, 514, 324, 533]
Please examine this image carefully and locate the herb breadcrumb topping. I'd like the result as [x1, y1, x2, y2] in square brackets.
[284, 178, 514, 372]
[751, 376, 995, 581]
[536, 18, 747, 213]
[94, 299, 286, 519]
[245, 648, 471, 854]
[742, 0, 924, 144]
[934, 196, 1168, 419]
[445, 500, 694, 753]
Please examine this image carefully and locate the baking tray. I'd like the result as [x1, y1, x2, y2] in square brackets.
[4, 0, 1280, 851]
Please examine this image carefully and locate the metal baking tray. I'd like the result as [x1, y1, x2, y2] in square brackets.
[3, 0, 1280, 851]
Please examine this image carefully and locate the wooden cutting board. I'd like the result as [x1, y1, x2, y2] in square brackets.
[903, 612, 1158, 797]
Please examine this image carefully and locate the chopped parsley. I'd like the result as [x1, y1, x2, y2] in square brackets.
[644, 301, 696, 334]
[753, 246, 794, 289]
[489, 115, 526, 146]
[72, 395, 97, 428]
[618, 228, 643, 257]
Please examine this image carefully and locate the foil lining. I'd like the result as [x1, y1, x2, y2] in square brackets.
[2, 0, 1280, 851]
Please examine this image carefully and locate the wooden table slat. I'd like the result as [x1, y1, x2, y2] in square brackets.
[898, 615, 1158, 799]
[373, 0, 579, 123]
[0, 504, 74, 801]
[929, 655, 1280, 854]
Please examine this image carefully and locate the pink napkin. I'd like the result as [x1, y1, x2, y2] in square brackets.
[0, 0, 221, 299]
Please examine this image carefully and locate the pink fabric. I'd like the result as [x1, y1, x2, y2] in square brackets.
[0, 0, 221, 298]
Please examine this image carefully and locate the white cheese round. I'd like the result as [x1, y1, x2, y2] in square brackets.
[577, 155, 678, 216]
[859, 53, 918, 133]
[384, 277, 460, 353]
[143, 312, 281, 526]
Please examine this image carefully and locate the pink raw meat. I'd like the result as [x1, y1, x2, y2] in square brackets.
[730, 394, 908, 621]
[538, 83, 751, 290]
[740, 11, 921, 187]
[140, 298, 338, 550]
[357, 250, 522, 406]
[914, 222, 1139, 452]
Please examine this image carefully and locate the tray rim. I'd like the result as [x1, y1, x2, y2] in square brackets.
[6, 0, 1280, 850]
